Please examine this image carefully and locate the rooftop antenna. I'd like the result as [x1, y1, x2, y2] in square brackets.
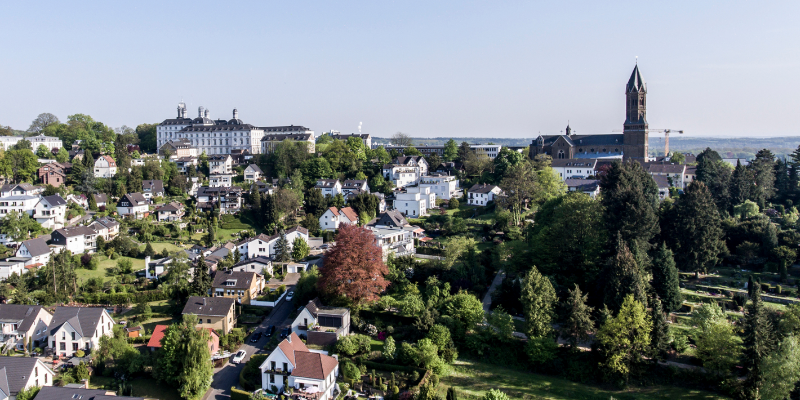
[635, 56, 638, 64]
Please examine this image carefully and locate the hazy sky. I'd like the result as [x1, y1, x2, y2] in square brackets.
[1, 1, 798, 138]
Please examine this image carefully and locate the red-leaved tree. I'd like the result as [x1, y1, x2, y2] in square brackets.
[318, 224, 389, 304]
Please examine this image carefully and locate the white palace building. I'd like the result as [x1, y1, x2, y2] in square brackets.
[157, 102, 314, 156]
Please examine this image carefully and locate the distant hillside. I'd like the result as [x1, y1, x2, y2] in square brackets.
[374, 135, 800, 160]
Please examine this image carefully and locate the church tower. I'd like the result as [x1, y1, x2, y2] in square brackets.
[622, 64, 649, 160]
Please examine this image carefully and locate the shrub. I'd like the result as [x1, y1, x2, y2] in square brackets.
[776, 285, 783, 294]
[761, 283, 771, 292]
[75, 350, 85, 358]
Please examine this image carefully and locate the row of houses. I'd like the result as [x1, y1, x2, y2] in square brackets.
[550, 158, 697, 189]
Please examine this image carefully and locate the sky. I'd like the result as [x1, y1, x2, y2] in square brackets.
[1, 1, 799, 139]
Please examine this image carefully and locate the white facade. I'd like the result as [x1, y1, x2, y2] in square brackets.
[209, 155, 233, 175]
[157, 104, 265, 155]
[0, 259, 25, 280]
[368, 226, 415, 259]
[394, 186, 434, 217]
[268, 228, 310, 256]
[50, 227, 98, 254]
[419, 175, 460, 201]
[259, 334, 339, 400]
[315, 180, 342, 198]
[33, 195, 67, 229]
[0, 134, 62, 151]
[382, 157, 429, 189]
[244, 165, 262, 182]
[318, 207, 357, 232]
[0, 196, 39, 217]
[471, 144, 502, 159]
[551, 159, 598, 180]
[93, 156, 117, 178]
[467, 184, 503, 206]
[237, 235, 272, 261]
[209, 174, 235, 188]
[48, 308, 115, 358]
[16, 239, 51, 267]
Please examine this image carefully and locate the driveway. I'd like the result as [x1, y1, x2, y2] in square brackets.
[202, 293, 297, 400]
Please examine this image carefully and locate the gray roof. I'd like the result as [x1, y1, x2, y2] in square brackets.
[261, 133, 313, 142]
[0, 304, 46, 332]
[653, 175, 672, 189]
[48, 307, 107, 337]
[119, 192, 147, 206]
[20, 238, 50, 257]
[142, 180, 164, 194]
[53, 226, 97, 239]
[565, 179, 600, 191]
[33, 386, 145, 400]
[626, 64, 646, 93]
[182, 296, 235, 317]
[233, 256, 272, 268]
[315, 179, 339, 188]
[0, 367, 8, 399]
[41, 195, 66, 207]
[468, 183, 500, 194]
[0, 356, 50, 395]
[370, 210, 408, 228]
[209, 154, 232, 161]
[0, 183, 41, 193]
[244, 164, 263, 174]
[156, 201, 184, 212]
[532, 134, 624, 148]
[93, 216, 120, 229]
[330, 133, 369, 140]
[305, 298, 349, 318]
[92, 193, 108, 203]
[261, 125, 311, 132]
[342, 180, 367, 189]
[550, 159, 598, 168]
[213, 270, 258, 289]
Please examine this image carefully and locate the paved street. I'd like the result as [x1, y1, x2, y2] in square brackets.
[202, 293, 297, 400]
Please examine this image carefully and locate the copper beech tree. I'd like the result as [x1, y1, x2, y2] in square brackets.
[318, 224, 389, 304]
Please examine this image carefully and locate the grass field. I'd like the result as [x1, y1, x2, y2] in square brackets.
[75, 255, 144, 283]
[439, 360, 729, 400]
[88, 375, 181, 400]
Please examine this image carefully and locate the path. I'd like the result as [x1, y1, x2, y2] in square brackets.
[202, 287, 297, 400]
[482, 270, 506, 311]
[69, 211, 96, 226]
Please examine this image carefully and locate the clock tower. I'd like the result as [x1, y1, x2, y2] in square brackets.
[623, 64, 649, 160]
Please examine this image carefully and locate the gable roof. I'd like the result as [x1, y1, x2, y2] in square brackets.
[0, 357, 52, 395]
[277, 333, 310, 368]
[468, 183, 500, 194]
[0, 367, 8, 400]
[156, 201, 184, 212]
[142, 180, 164, 194]
[325, 207, 339, 217]
[147, 325, 169, 348]
[263, 226, 309, 243]
[340, 207, 358, 222]
[370, 210, 408, 228]
[315, 179, 340, 188]
[96, 155, 116, 166]
[244, 164, 263, 174]
[93, 193, 108, 204]
[213, 270, 258, 290]
[41, 195, 66, 207]
[0, 304, 46, 332]
[33, 386, 145, 400]
[93, 216, 119, 229]
[291, 351, 339, 380]
[53, 225, 97, 239]
[233, 256, 272, 269]
[19, 238, 50, 257]
[341, 180, 367, 189]
[120, 192, 147, 205]
[182, 296, 235, 317]
[49, 307, 107, 337]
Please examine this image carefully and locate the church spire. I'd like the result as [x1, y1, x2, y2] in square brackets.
[626, 64, 646, 93]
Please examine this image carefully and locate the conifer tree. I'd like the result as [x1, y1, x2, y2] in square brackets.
[651, 242, 682, 312]
[602, 235, 646, 314]
[695, 147, 732, 211]
[191, 255, 211, 296]
[558, 284, 594, 349]
[273, 230, 291, 273]
[596, 295, 652, 384]
[649, 297, 670, 361]
[665, 181, 725, 273]
[520, 266, 557, 339]
[250, 187, 262, 215]
[742, 286, 777, 399]
[291, 236, 309, 261]
[144, 242, 155, 258]
[599, 160, 660, 256]
[88, 193, 98, 211]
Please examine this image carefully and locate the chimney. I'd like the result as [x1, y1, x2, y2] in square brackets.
[203, 298, 206, 306]
[198, 106, 204, 118]
[287, 334, 291, 343]
[204, 109, 210, 118]
[145, 256, 150, 267]
[233, 109, 239, 119]
[81, 379, 89, 389]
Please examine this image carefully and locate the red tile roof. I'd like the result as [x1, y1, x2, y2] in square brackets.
[148, 325, 169, 348]
[277, 333, 310, 368]
[24, 263, 42, 270]
[291, 351, 339, 380]
[340, 207, 358, 222]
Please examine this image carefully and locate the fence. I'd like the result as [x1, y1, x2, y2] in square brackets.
[250, 291, 287, 307]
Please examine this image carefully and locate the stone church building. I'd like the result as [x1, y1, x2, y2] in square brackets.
[529, 64, 650, 161]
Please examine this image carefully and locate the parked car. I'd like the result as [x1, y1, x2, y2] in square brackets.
[250, 332, 262, 343]
[232, 350, 246, 364]
[265, 325, 275, 337]
[286, 291, 294, 301]
[280, 328, 290, 339]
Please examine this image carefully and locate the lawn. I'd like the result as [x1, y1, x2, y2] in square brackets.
[88, 375, 181, 400]
[75, 255, 145, 283]
[138, 242, 186, 254]
[439, 360, 729, 400]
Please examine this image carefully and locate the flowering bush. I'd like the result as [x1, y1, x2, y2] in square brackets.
[377, 331, 387, 341]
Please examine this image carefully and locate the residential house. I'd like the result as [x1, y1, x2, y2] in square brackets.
[394, 186, 434, 217]
[209, 154, 233, 175]
[0, 356, 55, 397]
[244, 164, 263, 182]
[182, 296, 236, 334]
[144, 255, 175, 280]
[382, 156, 428, 188]
[31, 386, 146, 400]
[318, 207, 358, 232]
[368, 210, 410, 228]
[66, 194, 88, 209]
[258, 333, 339, 400]
[367, 226, 415, 259]
[147, 324, 219, 355]
[195, 187, 242, 214]
[231, 149, 255, 166]
[37, 162, 70, 187]
[341, 180, 369, 197]
[212, 270, 264, 305]
[435, 161, 465, 176]
[155, 202, 185, 222]
[89, 216, 120, 241]
[0, 195, 40, 217]
[565, 179, 601, 198]
[117, 193, 149, 219]
[653, 175, 672, 200]
[291, 298, 350, 345]
[236, 234, 272, 261]
[50, 226, 98, 254]
[0, 304, 53, 350]
[314, 180, 341, 198]
[209, 173, 235, 188]
[0, 184, 43, 198]
[93, 156, 117, 178]
[645, 162, 687, 189]
[419, 174, 461, 200]
[33, 195, 67, 229]
[160, 138, 198, 159]
[466, 183, 503, 206]
[16, 238, 51, 267]
[0, 259, 26, 280]
[175, 156, 199, 174]
[261, 132, 316, 154]
[142, 180, 164, 199]
[92, 194, 107, 208]
[551, 158, 598, 180]
[265, 226, 309, 256]
[232, 256, 272, 276]
[48, 307, 115, 357]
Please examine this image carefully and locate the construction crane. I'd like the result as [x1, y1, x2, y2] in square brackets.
[612, 128, 684, 157]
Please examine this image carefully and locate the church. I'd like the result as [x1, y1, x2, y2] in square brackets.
[529, 64, 650, 161]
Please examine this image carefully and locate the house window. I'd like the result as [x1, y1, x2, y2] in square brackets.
[60, 342, 65, 350]
[283, 362, 288, 371]
[207, 319, 211, 323]
[71, 332, 76, 340]
[270, 374, 275, 383]
[73, 343, 79, 351]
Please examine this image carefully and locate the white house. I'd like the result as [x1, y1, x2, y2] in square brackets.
[291, 298, 350, 339]
[565, 179, 601, 198]
[259, 333, 339, 400]
[266, 226, 310, 256]
[232, 256, 273, 277]
[394, 186, 435, 217]
[419, 174, 461, 201]
[0, 356, 55, 397]
[0, 304, 53, 350]
[236, 234, 272, 261]
[314, 179, 342, 198]
[155, 201, 185, 222]
[47, 306, 115, 358]
[89, 216, 120, 241]
[244, 164, 263, 182]
[0, 196, 40, 217]
[117, 193, 149, 219]
[209, 154, 233, 175]
[551, 159, 598, 180]
[318, 207, 358, 232]
[195, 186, 243, 214]
[175, 156, 199, 174]
[157, 105, 267, 155]
[0, 258, 26, 280]
[341, 180, 369, 197]
[49, 226, 98, 254]
[142, 180, 164, 199]
[209, 173, 235, 188]
[0, 184, 43, 198]
[16, 238, 51, 267]
[93, 156, 117, 178]
[33, 195, 67, 229]
[367, 226, 415, 260]
[466, 183, 503, 206]
[0, 133, 61, 151]
[382, 156, 428, 189]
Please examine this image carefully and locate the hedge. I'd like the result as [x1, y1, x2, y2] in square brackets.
[77, 290, 169, 306]
[359, 360, 427, 376]
[231, 387, 251, 400]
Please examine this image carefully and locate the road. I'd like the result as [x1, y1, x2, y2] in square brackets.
[202, 294, 297, 400]
[482, 269, 506, 311]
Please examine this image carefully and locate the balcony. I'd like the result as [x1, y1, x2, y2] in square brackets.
[263, 368, 291, 376]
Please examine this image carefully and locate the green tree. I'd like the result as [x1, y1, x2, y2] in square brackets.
[599, 160, 660, 256]
[304, 188, 327, 218]
[443, 139, 458, 162]
[27, 112, 59, 134]
[1, 149, 39, 183]
[55, 147, 69, 163]
[760, 335, 800, 400]
[596, 295, 652, 383]
[136, 123, 158, 153]
[88, 193, 98, 211]
[742, 286, 777, 399]
[35, 144, 50, 158]
[695, 147, 732, 211]
[144, 242, 156, 258]
[520, 266, 557, 338]
[205, 225, 216, 247]
[135, 300, 153, 324]
[157, 314, 213, 399]
[15, 386, 40, 400]
[749, 149, 777, 208]
[442, 291, 485, 330]
[74, 361, 90, 381]
[651, 242, 682, 312]
[649, 297, 670, 361]
[602, 236, 646, 313]
[730, 160, 754, 206]
[457, 142, 471, 162]
[291, 236, 309, 261]
[481, 389, 510, 400]
[558, 284, 594, 349]
[665, 181, 725, 272]
[273, 230, 291, 269]
[383, 336, 396, 361]
[0, 211, 47, 242]
[694, 316, 740, 377]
